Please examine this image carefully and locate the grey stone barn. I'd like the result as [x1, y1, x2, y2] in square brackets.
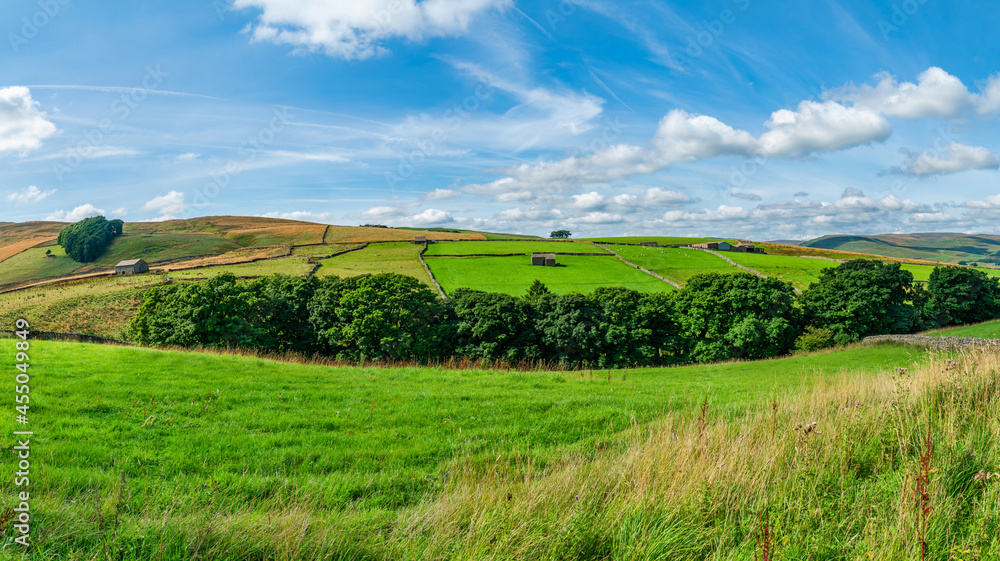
[114, 259, 148, 275]
[414, 236, 427, 244]
[531, 253, 556, 266]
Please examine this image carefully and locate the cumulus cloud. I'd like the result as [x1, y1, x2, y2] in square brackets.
[7, 185, 55, 204]
[46, 203, 105, 222]
[975, 74, 1000, 114]
[260, 211, 332, 222]
[832, 67, 973, 119]
[405, 208, 455, 225]
[898, 143, 1000, 176]
[176, 152, 200, 161]
[423, 188, 458, 201]
[142, 191, 188, 221]
[233, 0, 509, 59]
[653, 110, 756, 161]
[0, 86, 57, 155]
[757, 101, 891, 158]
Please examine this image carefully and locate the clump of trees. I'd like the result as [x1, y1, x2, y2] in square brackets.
[57, 216, 124, 262]
[550, 230, 572, 239]
[128, 260, 1000, 368]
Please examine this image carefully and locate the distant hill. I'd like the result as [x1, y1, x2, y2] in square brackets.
[801, 233, 1000, 266]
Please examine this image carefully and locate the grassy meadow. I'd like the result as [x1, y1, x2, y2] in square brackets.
[606, 246, 740, 286]
[723, 252, 837, 290]
[425, 254, 674, 296]
[930, 320, 1000, 339]
[580, 236, 734, 245]
[315, 243, 433, 286]
[166, 256, 315, 280]
[424, 240, 607, 256]
[0, 339, 946, 559]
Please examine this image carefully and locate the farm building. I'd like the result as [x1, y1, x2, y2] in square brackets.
[114, 259, 148, 275]
[639, 242, 658, 247]
[693, 242, 732, 251]
[531, 253, 557, 266]
[414, 236, 427, 244]
[733, 243, 764, 254]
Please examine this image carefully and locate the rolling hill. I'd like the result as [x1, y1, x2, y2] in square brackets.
[802, 233, 1000, 266]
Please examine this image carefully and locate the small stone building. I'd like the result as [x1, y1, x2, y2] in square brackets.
[733, 243, 764, 254]
[692, 241, 732, 251]
[114, 259, 148, 275]
[414, 236, 427, 244]
[531, 253, 556, 266]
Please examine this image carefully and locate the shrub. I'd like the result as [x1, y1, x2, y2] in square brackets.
[794, 326, 836, 353]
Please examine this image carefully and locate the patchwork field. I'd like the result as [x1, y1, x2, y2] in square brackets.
[166, 256, 315, 280]
[315, 242, 433, 286]
[290, 243, 366, 257]
[425, 254, 674, 296]
[324, 225, 486, 243]
[724, 252, 838, 290]
[161, 246, 290, 270]
[605, 246, 740, 285]
[425, 240, 608, 256]
[0, 235, 58, 263]
[581, 236, 733, 245]
[802, 233, 1000, 264]
[221, 224, 327, 247]
[0, 340, 930, 558]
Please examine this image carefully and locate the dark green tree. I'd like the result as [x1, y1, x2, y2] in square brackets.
[591, 287, 681, 367]
[673, 273, 800, 363]
[801, 259, 916, 345]
[450, 289, 540, 361]
[525, 280, 552, 302]
[549, 230, 572, 239]
[308, 273, 444, 361]
[535, 293, 605, 367]
[129, 273, 268, 348]
[57, 216, 123, 262]
[925, 266, 1000, 327]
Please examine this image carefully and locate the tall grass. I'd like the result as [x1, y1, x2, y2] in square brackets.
[390, 351, 1000, 560]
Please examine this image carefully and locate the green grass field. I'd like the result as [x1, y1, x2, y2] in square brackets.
[86, 234, 243, 269]
[723, 252, 838, 290]
[0, 275, 166, 338]
[167, 256, 315, 280]
[315, 242, 433, 286]
[606, 246, 739, 285]
[582, 236, 733, 245]
[290, 243, 366, 257]
[425, 254, 674, 296]
[424, 240, 607, 256]
[929, 320, 1000, 338]
[0, 245, 82, 288]
[0, 340, 930, 558]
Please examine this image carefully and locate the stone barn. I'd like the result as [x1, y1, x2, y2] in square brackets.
[414, 236, 427, 244]
[531, 253, 556, 266]
[114, 259, 148, 275]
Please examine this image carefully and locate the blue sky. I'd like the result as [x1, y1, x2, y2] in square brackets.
[3, 0, 1000, 239]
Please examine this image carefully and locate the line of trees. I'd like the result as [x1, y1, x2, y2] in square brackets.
[57, 216, 124, 262]
[128, 260, 1000, 368]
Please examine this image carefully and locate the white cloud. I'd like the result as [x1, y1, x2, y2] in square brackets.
[260, 211, 332, 222]
[423, 188, 458, 201]
[832, 67, 972, 119]
[7, 185, 55, 204]
[899, 143, 1000, 176]
[653, 110, 756, 161]
[176, 152, 201, 161]
[757, 100, 891, 158]
[142, 191, 188, 221]
[46, 203, 105, 222]
[975, 74, 1000, 114]
[0, 87, 57, 155]
[233, 0, 509, 59]
[406, 208, 454, 225]
[362, 206, 405, 219]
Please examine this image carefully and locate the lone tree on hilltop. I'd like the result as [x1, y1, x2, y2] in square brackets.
[550, 230, 571, 239]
